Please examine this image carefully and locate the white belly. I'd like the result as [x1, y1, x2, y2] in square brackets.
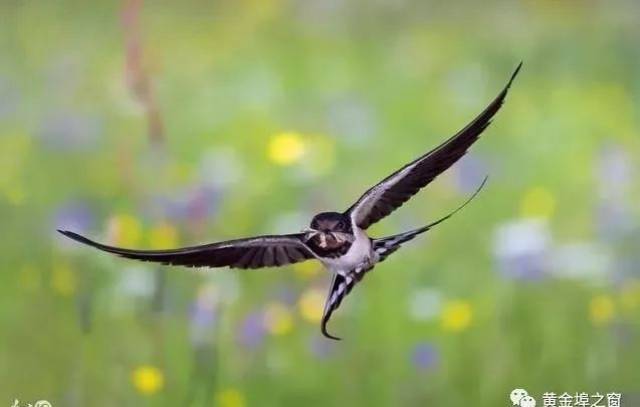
[321, 227, 374, 274]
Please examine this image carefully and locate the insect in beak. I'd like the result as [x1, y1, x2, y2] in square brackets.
[330, 231, 355, 244]
[301, 227, 319, 242]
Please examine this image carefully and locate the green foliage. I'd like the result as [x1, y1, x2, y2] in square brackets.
[1, 1, 639, 406]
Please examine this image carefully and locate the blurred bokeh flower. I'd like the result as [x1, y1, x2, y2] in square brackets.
[550, 242, 612, 281]
[267, 131, 306, 166]
[108, 214, 142, 247]
[239, 311, 267, 349]
[408, 287, 442, 321]
[596, 143, 633, 239]
[597, 143, 632, 201]
[148, 222, 178, 249]
[188, 186, 221, 224]
[263, 302, 293, 335]
[589, 295, 616, 326]
[520, 186, 556, 219]
[51, 261, 76, 297]
[216, 388, 246, 407]
[190, 283, 220, 346]
[494, 219, 551, 280]
[411, 342, 440, 371]
[117, 265, 155, 300]
[54, 200, 94, 235]
[441, 300, 473, 332]
[298, 287, 325, 323]
[161, 185, 221, 225]
[131, 365, 164, 396]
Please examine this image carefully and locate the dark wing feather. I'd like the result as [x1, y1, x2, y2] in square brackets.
[346, 63, 521, 229]
[321, 265, 375, 340]
[58, 230, 316, 269]
[374, 176, 487, 262]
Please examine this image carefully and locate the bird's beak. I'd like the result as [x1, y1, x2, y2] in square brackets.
[331, 231, 355, 243]
[301, 227, 319, 241]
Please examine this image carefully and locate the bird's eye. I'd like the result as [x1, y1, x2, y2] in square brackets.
[337, 220, 345, 229]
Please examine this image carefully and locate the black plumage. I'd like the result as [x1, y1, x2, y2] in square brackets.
[58, 231, 314, 269]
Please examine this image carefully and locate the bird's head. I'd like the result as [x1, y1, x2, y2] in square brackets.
[304, 212, 354, 249]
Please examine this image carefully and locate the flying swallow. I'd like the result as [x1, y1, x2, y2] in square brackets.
[59, 63, 521, 340]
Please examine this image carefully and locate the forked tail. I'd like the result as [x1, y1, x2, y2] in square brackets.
[373, 176, 487, 262]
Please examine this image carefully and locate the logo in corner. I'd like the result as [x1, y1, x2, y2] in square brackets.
[510, 389, 536, 407]
[11, 400, 52, 407]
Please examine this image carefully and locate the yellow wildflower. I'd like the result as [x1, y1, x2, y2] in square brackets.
[263, 302, 293, 335]
[109, 214, 142, 247]
[441, 300, 473, 332]
[298, 288, 325, 323]
[216, 388, 246, 407]
[520, 186, 556, 219]
[149, 222, 178, 249]
[132, 365, 164, 396]
[51, 262, 76, 297]
[589, 295, 615, 326]
[268, 132, 305, 166]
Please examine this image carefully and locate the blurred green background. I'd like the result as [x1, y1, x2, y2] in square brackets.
[1, 1, 639, 406]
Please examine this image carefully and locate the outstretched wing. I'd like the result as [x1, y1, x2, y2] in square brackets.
[58, 230, 317, 269]
[321, 265, 375, 340]
[374, 176, 487, 262]
[345, 63, 521, 229]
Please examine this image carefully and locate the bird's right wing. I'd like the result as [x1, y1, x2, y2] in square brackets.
[58, 230, 317, 269]
[345, 63, 521, 230]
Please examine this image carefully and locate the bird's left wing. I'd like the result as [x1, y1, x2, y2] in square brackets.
[321, 264, 375, 340]
[58, 230, 317, 269]
[345, 63, 521, 229]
